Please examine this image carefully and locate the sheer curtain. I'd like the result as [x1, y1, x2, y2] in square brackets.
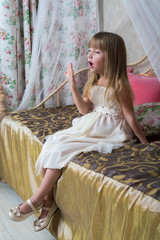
[18, 0, 99, 110]
[122, 0, 160, 81]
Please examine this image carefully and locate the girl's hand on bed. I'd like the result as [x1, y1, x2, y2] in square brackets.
[64, 63, 77, 90]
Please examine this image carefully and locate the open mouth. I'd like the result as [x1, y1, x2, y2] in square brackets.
[88, 61, 94, 68]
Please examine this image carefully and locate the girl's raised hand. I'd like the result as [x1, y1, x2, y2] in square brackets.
[64, 63, 76, 90]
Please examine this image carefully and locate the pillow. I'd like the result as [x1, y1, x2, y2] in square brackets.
[127, 67, 134, 73]
[134, 102, 160, 136]
[128, 73, 160, 105]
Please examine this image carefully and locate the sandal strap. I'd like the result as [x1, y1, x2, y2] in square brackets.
[27, 199, 39, 213]
[42, 206, 51, 211]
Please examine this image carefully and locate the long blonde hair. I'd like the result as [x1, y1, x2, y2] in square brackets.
[83, 32, 133, 105]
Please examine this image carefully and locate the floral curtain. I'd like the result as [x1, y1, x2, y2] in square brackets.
[17, 0, 98, 110]
[0, 0, 38, 111]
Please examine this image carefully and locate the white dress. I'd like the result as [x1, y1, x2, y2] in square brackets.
[35, 86, 135, 175]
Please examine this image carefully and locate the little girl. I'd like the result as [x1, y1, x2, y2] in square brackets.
[9, 32, 148, 231]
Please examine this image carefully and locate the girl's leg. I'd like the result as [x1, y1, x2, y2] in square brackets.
[41, 168, 54, 205]
[42, 168, 54, 206]
[19, 168, 62, 214]
[38, 168, 55, 219]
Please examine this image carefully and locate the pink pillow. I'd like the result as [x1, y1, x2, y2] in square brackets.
[128, 73, 160, 105]
[127, 67, 134, 73]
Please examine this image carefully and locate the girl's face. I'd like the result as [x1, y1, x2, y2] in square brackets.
[88, 48, 105, 75]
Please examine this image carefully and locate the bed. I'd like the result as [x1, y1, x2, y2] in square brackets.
[0, 67, 160, 240]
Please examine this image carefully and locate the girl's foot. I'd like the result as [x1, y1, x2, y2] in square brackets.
[33, 200, 58, 232]
[18, 198, 43, 214]
[9, 199, 43, 222]
[38, 200, 53, 219]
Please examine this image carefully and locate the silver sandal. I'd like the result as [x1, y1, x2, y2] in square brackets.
[9, 199, 43, 222]
[34, 201, 57, 232]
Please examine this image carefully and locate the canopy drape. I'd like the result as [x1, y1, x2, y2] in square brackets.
[17, 0, 98, 110]
[122, 0, 160, 81]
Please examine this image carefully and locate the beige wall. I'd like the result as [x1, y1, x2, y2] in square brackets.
[102, 0, 146, 64]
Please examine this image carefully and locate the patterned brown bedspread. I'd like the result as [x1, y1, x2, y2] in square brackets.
[11, 105, 81, 143]
[10, 105, 160, 201]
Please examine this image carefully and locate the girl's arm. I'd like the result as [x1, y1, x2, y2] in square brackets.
[118, 85, 148, 144]
[64, 63, 92, 115]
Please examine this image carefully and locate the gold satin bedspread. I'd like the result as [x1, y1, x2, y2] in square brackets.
[0, 105, 160, 240]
